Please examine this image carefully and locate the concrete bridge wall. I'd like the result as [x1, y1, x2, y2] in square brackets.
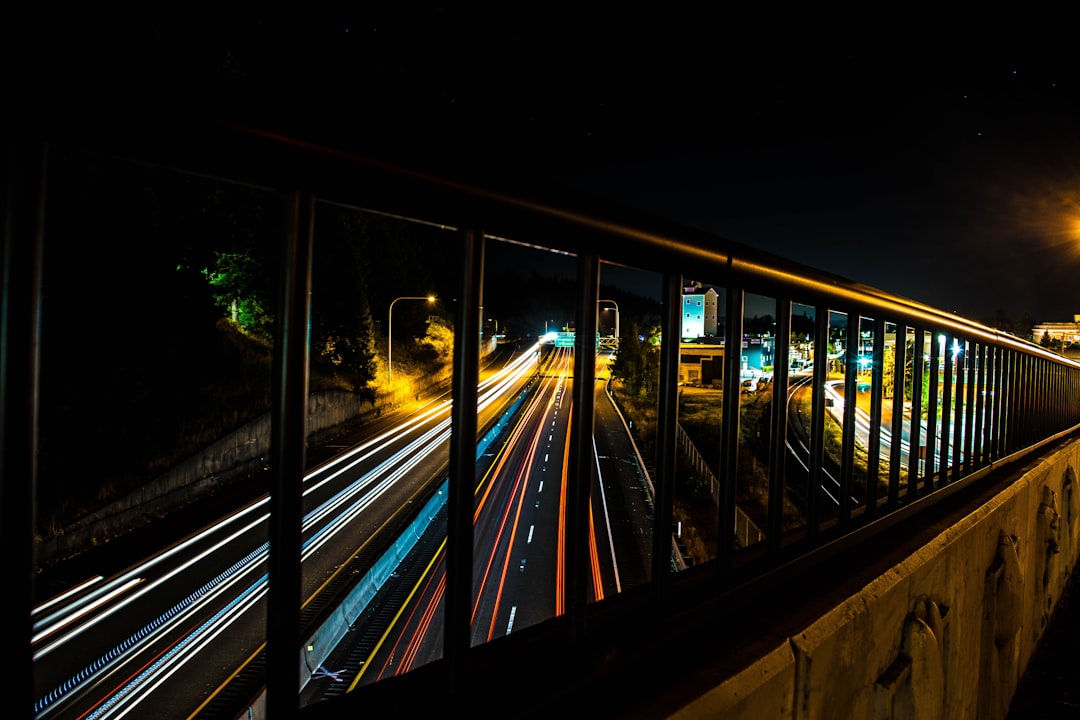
[668, 435, 1078, 720]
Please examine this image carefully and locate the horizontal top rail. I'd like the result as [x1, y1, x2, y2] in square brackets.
[51, 117, 1079, 365]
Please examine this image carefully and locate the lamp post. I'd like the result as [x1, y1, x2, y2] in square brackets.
[599, 299, 620, 338]
[388, 295, 435, 384]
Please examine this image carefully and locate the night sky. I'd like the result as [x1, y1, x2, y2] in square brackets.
[23, 12, 1080, 325]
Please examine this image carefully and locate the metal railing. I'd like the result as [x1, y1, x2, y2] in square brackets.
[6, 120, 1080, 719]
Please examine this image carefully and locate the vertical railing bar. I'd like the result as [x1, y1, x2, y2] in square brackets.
[445, 228, 482, 681]
[1065, 364, 1070, 428]
[1073, 364, 1079, 428]
[1004, 349, 1017, 455]
[987, 346, 1000, 460]
[1011, 352, 1023, 451]
[1044, 359, 1051, 434]
[718, 286, 744, 573]
[984, 345, 994, 460]
[984, 343, 993, 462]
[1030, 355, 1039, 445]
[567, 253, 599, 642]
[1046, 360, 1055, 433]
[1002, 347, 1012, 456]
[939, 335, 954, 487]
[1031, 356, 1040, 444]
[1056, 363, 1064, 431]
[1018, 354, 1031, 448]
[952, 337, 966, 482]
[1069, 364, 1077, 428]
[1043, 358, 1052, 436]
[973, 343, 986, 467]
[972, 341, 980, 470]
[1003, 348, 1014, 456]
[767, 298, 791, 556]
[840, 314, 858, 522]
[1068, 364, 1075, 428]
[266, 191, 313, 720]
[1064, 363, 1070, 428]
[1051, 362, 1058, 430]
[1062, 364, 1069, 428]
[888, 323, 906, 506]
[807, 306, 829, 536]
[907, 328, 924, 500]
[1060, 363, 1067, 429]
[1054, 362, 1060, 430]
[1027, 356, 1037, 445]
[1048, 361, 1056, 431]
[1044, 359, 1051, 435]
[1058, 363, 1066, 431]
[1032, 355, 1041, 443]
[925, 330, 940, 494]
[652, 273, 682, 596]
[3, 139, 46, 719]
[866, 316, 885, 515]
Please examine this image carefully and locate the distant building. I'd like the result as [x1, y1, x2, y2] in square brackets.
[678, 336, 774, 386]
[682, 284, 718, 339]
[1031, 315, 1080, 347]
[679, 342, 724, 386]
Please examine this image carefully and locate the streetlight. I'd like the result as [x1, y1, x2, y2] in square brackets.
[388, 295, 435, 384]
[599, 299, 620, 338]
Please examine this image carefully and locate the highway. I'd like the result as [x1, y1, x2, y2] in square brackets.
[41, 342, 968, 718]
[785, 370, 963, 516]
[31, 342, 543, 720]
[300, 347, 656, 705]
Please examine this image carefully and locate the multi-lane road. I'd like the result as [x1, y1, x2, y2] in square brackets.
[31, 342, 655, 720]
[301, 346, 655, 705]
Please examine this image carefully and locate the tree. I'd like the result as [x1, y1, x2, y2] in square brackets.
[882, 343, 895, 399]
[418, 316, 454, 363]
[612, 321, 661, 399]
[311, 206, 380, 390]
[203, 249, 274, 337]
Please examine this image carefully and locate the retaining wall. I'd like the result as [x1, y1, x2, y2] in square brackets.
[37, 364, 453, 567]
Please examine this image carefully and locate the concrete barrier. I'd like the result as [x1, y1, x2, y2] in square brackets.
[666, 435, 1079, 720]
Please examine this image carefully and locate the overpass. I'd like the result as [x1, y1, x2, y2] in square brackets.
[4, 120, 1079, 720]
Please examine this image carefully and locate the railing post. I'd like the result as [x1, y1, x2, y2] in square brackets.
[3, 138, 45, 720]
[906, 328, 925, 500]
[998, 347, 1011, 456]
[267, 190, 313, 719]
[767, 298, 791, 555]
[446, 228, 482, 681]
[866, 316, 885, 514]
[719, 286, 743, 572]
[952, 337, 967, 482]
[653, 273, 682, 593]
[808, 306, 829, 536]
[986, 345, 1000, 460]
[925, 330, 941, 493]
[840, 314, 859, 522]
[964, 340, 978, 473]
[888, 323, 907, 506]
[940, 335, 954, 486]
[567, 252, 599, 640]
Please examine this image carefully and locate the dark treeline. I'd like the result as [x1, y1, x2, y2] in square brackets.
[36, 150, 462, 534]
[35, 148, 630, 536]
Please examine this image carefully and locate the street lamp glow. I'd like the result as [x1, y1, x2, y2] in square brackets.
[599, 299, 620, 339]
[388, 295, 435, 384]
